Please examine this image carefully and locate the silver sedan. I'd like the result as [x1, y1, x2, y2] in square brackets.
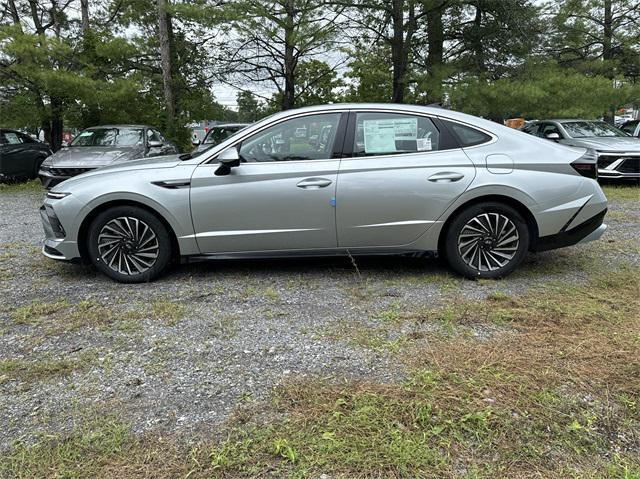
[40, 104, 608, 283]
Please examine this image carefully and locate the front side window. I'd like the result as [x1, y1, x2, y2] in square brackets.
[562, 121, 629, 138]
[620, 121, 639, 135]
[204, 126, 243, 146]
[353, 113, 441, 157]
[538, 123, 562, 138]
[71, 128, 144, 147]
[239, 113, 340, 162]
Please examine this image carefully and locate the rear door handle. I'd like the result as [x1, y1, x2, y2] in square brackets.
[428, 172, 465, 183]
[297, 177, 333, 189]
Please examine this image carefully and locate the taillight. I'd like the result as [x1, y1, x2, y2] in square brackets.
[571, 149, 598, 179]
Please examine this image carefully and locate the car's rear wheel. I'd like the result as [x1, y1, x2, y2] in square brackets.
[87, 206, 172, 283]
[444, 202, 530, 279]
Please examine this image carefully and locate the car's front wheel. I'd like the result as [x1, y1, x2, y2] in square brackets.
[87, 206, 172, 283]
[444, 202, 530, 279]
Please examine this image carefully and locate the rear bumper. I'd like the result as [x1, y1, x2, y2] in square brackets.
[532, 209, 607, 252]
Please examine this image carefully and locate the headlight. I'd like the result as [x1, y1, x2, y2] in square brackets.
[40, 156, 54, 168]
[46, 191, 71, 200]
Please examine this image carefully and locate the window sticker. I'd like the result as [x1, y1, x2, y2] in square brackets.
[417, 135, 432, 151]
[363, 118, 418, 153]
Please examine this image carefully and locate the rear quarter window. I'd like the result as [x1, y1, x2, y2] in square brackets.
[444, 121, 492, 147]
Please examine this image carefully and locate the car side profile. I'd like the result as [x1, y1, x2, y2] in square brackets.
[0, 129, 52, 180]
[523, 119, 640, 181]
[40, 104, 608, 283]
[38, 125, 179, 188]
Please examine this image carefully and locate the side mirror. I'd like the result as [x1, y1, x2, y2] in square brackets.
[545, 132, 561, 141]
[192, 139, 201, 146]
[148, 140, 163, 148]
[215, 147, 240, 176]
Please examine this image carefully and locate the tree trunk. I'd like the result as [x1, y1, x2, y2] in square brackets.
[391, 0, 406, 103]
[426, 1, 444, 103]
[80, 0, 90, 32]
[157, 0, 176, 121]
[603, 0, 614, 124]
[7, 0, 22, 28]
[282, 0, 296, 110]
[45, 97, 64, 152]
[472, 0, 485, 75]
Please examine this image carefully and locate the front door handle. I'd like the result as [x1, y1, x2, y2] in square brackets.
[428, 172, 465, 183]
[297, 177, 333, 189]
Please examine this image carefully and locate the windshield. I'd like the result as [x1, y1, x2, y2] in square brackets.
[562, 121, 630, 138]
[70, 128, 144, 147]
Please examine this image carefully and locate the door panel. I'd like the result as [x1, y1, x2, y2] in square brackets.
[189, 161, 339, 253]
[336, 112, 475, 248]
[190, 112, 346, 254]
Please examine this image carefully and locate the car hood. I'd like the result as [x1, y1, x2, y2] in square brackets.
[51, 154, 185, 191]
[49, 146, 144, 167]
[561, 136, 640, 152]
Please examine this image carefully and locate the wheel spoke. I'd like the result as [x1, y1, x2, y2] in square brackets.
[458, 213, 520, 273]
[98, 217, 159, 276]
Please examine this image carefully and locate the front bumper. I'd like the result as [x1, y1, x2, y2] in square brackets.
[39, 167, 96, 189]
[533, 209, 607, 252]
[597, 153, 640, 180]
[40, 205, 81, 261]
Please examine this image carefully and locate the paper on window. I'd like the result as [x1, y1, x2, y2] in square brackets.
[363, 118, 418, 153]
[416, 138, 432, 151]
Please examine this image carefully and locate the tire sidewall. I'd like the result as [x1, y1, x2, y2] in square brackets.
[87, 206, 172, 283]
[444, 202, 530, 279]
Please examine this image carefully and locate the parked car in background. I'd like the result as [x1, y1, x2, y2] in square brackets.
[620, 119, 640, 138]
[41, 104, 607, 283]
[193, 123, 249, 152]
[523, 119, 640, 181]
[0, 128, 52, 181]
[39, 125, 178, 188]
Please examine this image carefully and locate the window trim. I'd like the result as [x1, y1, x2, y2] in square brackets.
[205, 110, 349, 165]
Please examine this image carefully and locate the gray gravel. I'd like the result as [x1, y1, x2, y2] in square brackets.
[0, 186, 638, 448]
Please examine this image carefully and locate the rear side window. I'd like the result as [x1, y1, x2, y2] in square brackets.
[352, 112, 442, 157]
[444, 121, 492, 147]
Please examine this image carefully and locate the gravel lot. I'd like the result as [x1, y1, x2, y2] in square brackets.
[0, 185, 638, 450]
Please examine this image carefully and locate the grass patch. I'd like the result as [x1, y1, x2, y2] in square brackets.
[2, 267, 638, 478]
[0, 355, 91, 383]
[0, 179, 43, 194]
[149, 299, 185, 324]
[602, 184, 639, 202]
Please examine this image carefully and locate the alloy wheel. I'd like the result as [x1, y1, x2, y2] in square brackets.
[457, 213, 520, 272]
[97, 216, 159, 275]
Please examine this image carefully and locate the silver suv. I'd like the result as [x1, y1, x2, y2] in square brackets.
[523, 120, 640, 181]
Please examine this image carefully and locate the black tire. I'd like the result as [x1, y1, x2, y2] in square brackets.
[443, 202, 530, 279]
[87, 205, 172, 283]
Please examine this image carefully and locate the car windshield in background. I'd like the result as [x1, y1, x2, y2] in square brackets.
[204, 126, 244, 145]
[70, 128, 144, 147]
[562, 121, 629, 138]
